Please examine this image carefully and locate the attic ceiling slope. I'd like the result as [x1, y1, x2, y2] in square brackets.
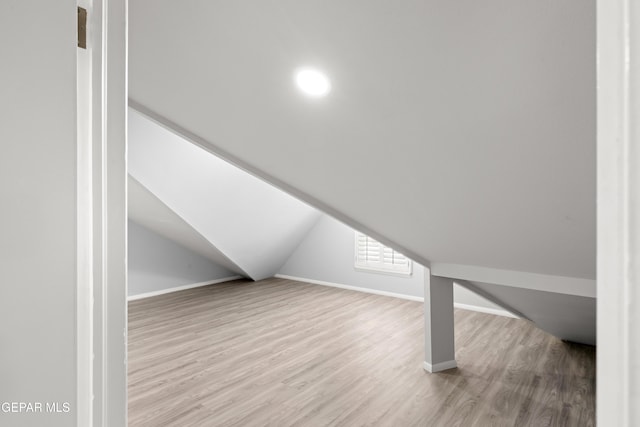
[129, 0, 596, 281]
[464, 280, 596, 345]
[128, 109, 322, 281]
[128, 175, 247, 276]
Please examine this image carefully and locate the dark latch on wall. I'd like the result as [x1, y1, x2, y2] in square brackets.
[78, 7, 87, 49]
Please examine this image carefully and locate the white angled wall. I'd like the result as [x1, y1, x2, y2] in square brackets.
[128, 176, 246, 276]
[129, 109, 321, 280]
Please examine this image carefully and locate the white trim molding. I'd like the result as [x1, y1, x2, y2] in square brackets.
[275, 274, 424, 302]
[274, 274, 516, 318]
[273, 274, 424, 302]
[127, 276, 243, 301]
[597, 0, 640, 425]
[423, 360, 457, 373]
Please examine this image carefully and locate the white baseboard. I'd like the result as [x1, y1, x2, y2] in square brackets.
[274, 274, 424, 302]
[453, 302, 519, 319]
[423, 360, 457, 373]
[275, 274, 517, 318]
[128, 275, 243, 301]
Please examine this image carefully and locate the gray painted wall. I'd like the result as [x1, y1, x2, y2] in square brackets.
[0, 2, 77, 426]
[129, 221, 238, 297]
[279, 215, 505, 312]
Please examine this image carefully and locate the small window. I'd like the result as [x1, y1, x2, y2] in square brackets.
[355, 232, 412, 276]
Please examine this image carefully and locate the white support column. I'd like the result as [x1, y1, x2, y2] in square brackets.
[423, 270, 457, 373]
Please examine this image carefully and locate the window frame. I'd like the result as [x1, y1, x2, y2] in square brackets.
[354, 232, 413, 277]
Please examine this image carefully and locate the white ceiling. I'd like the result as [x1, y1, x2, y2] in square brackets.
[129, 0, 595, 280]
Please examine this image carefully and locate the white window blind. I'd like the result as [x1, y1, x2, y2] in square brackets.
[355, 232, 412, 275]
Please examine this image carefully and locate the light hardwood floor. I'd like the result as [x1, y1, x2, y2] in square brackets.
[128, 278, 595, 427]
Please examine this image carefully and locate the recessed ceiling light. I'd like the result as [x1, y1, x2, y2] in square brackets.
[295, 68, 331, 97]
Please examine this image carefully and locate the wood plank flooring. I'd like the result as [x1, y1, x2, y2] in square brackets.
[128, 278, 595, 427]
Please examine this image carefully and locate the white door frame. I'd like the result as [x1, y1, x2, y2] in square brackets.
[77, 0, 127, 426]
[92, 1, 127, 425]
[597, 0, 640, 425]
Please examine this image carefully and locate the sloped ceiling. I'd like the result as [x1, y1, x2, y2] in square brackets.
[129, 0, 595, 282]
[128, 109, 321, 281]
[465, 281, 596, 345]
[128, 175, 247, 276]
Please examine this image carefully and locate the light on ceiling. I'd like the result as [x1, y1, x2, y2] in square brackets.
[295, 68, 331, 97]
